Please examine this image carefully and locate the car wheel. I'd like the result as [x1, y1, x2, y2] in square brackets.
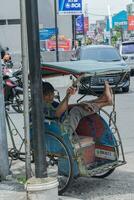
[130, 70, 134, 76]
[122, 86, 129, 93]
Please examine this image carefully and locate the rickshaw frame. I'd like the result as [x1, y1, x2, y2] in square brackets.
[39, 60, 128, 194]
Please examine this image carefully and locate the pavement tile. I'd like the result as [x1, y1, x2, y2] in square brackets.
[0, 191, 26, 200]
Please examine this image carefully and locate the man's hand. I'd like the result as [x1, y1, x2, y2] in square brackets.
[66, 86, 77, 97]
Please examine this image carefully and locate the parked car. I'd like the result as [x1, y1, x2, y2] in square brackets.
[119, 40, 134, 76]
[72, 45, 130, 93]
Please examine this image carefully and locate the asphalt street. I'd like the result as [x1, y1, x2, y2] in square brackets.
[6, 76, 134, 200]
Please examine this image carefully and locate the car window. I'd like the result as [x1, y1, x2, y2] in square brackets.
[80, 47, 121, 62]
[122, 43, 134, 54]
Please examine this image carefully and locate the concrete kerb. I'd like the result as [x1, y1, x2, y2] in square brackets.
[0, 191, 82, 200]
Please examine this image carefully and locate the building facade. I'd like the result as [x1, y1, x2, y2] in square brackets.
[0, 0, 73, 53]
[0, 0, 21, 53]
[127, 3, 134, 15]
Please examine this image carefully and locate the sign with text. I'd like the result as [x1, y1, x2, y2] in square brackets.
[58, 0, 83, 15]
[128, 16, 134, 31]
[46, 39, 71, 51]
[106, 10, 128, 31]
[39, 28, 58, 40]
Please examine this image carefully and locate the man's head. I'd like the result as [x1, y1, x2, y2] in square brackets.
[42, 82, 55, 103]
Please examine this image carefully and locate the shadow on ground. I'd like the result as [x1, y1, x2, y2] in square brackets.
[64, 169, 134, 200]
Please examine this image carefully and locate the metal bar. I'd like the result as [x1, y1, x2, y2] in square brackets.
[20, 0, 31, 179]
[72, 15, 76, 49]
[25, 0, 47, 177]
[5, 111, 17, 151]
[100, 108, 126, 163]
[54, 0, 59, 61]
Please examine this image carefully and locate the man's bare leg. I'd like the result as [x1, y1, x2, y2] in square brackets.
[81, 81, 113, 105]
[94, 81, 113, 105]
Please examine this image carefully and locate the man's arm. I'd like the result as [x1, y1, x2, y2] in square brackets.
[55, 86, 77, 118]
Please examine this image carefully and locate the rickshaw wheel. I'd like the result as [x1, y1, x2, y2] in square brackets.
[46, 132, 73, 195]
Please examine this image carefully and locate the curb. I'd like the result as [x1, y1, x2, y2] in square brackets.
[0, 191, 82, 200]
[59, 196, 82, 200]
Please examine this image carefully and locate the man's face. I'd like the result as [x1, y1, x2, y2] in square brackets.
[43, 92, 54, 103]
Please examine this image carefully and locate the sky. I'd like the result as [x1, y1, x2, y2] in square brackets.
[87, 0, 133, 23]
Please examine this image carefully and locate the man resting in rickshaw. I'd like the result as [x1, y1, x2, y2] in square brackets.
[42, 81, 113, 134]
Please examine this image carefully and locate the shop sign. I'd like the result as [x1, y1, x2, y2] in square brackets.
[58, 0, 83, 15]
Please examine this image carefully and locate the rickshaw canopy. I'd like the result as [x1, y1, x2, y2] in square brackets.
[41, 60, 130, 78]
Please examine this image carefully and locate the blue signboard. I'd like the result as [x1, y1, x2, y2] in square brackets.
[75, 15, 84, 34]
[106, 10, 128, 31]
[39, 28, 58, 40]
[58, 0, 83, 15]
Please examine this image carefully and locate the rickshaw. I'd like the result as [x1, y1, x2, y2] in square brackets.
[37, 60, 129, 195]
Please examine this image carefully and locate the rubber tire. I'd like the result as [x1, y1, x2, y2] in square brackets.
[122, 86, 129, 93]
[46, 132, 73, 195]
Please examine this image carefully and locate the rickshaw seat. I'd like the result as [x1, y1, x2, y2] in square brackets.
[76, 113, 115, 146]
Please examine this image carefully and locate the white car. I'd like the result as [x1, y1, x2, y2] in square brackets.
[120, 40, 134, 76]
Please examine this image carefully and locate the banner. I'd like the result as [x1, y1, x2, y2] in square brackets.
[58, 0, 83, 15]
[46, 38, 71, 51]
[106, 10, 128, 31]
[75, 15, 84, 34]
[84, 17, 89, 34]
[39, 28, 58, 40]
[128, 16, 134, 31]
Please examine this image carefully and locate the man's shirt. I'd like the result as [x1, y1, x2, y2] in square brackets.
[43, 101, 59, 119]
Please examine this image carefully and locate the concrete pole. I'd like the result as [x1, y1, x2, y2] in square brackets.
[25, 0, 47, 177]
[20, 0, 31, 179]
[0, 53, 9, 179]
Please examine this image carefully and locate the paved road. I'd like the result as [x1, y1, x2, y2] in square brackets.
[6, 77, 134, 200]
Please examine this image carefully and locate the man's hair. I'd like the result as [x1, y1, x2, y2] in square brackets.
[42, 82, 54, 96]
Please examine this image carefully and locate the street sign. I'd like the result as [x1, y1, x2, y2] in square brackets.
[58, 0, 83, 15]
[39, 28, 58, 40]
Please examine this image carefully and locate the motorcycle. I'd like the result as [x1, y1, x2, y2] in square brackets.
[3, 68, 24, 113]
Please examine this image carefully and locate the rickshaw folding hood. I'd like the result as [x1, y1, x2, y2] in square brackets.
[41, 60, 130, 78]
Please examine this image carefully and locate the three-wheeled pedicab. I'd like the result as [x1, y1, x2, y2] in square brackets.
[36, 60, 129, 195]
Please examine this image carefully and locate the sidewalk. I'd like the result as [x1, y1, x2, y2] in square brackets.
[0, 160, 81, 200]
[0, 181, 81, 200]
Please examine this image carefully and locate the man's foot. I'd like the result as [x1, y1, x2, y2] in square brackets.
[103, 81, 113, 105]
[82, 81, 113, 108]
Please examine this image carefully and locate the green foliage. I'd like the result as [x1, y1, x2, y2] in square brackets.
[111, 35, 118, 45]
[17, 176, 27, 184]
